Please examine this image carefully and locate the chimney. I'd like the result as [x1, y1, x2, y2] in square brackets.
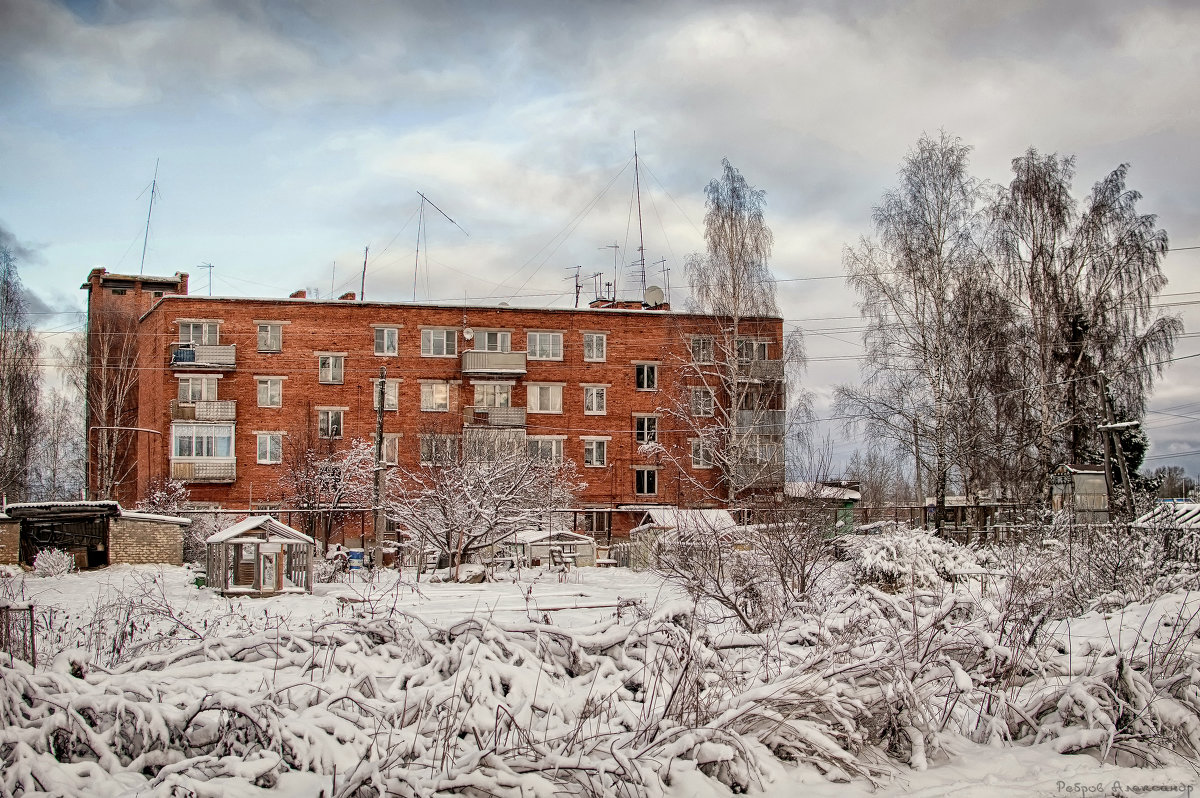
[339, 292, 356, 301]
[289, 289, 307, 299]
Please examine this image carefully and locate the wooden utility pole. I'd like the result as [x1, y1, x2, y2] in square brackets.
[1098, 371, 1136, 516]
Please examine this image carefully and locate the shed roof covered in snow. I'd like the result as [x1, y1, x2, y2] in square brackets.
[206, 515, 314, 544]
[512, 529, 594, 545]
[634, 507, 740, 538]
[785, 482, 862, 503]
[1134, 502, 1200, 529]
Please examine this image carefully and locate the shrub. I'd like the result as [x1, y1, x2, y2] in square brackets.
[33, 548, 75, 578]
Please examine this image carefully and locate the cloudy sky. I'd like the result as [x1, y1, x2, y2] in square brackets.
[2, 0, 1198, 476]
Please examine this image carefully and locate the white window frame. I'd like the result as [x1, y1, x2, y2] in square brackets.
[691, 386, 715, 417]
[171, 423, 234, 458]
[372, 378, 400, 411]
[420, 382, 450, 412]
[527, 436, 565, 464]
[583, 385, 607, 415]
[583, 332, 607, 362]
[635, 363, 658, 391]
[634, 414, 659, 444]
[691, 335, 715, 364]
[691, 439, 714, 470]
[474, 382, 512, 408]
[257, 377, 283, 408]
[582, 438, 609, 467]
[178, 375, 218, 403]
[527, 331, 563, 361]
[257, 432, 283, 464]
[737, 338, 770, 361]
[421, 328, 458, 357]
[528, 383, 563, 414]
[257, 323, 283, 353]
[374, 326, 399, 356]
[318, 354, 345, 384]
[420, 434, 458, 464]
[178, 320, 219, 345]
[478, 330, 512, 353]
[635, 467, 658, 496]
[318, 409, 344, 439]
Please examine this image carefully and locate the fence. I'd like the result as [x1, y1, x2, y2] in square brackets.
[0, 602, 36, 665]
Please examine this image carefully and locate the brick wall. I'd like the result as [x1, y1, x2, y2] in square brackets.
[0, 519, 18, 565]
[108, 518, 184, 565]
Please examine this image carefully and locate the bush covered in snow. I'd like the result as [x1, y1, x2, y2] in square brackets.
[32, 548, 74, 577]
[849, 527, 979, 591]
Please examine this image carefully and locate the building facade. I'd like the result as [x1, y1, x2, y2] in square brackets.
[84, 269, 787, 543]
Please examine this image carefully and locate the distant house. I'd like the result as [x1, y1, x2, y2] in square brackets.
[205, 516, 314, 596]
[1050, 464, 1109, 523]
[0, 501, 189, 569]
[784, 481, 862, 531]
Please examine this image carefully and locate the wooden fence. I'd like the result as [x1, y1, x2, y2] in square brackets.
[0, 602, 36, 665]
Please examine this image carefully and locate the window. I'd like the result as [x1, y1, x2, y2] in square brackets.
[691, 439, 714, 469]
[377, 433, 401, 465]
[527, 331, 563, 360]
[528, 384, 563, 413]
[479, 331, 511, 352]
[421, 328, 457, 357]
[737, 338, 769, 361]
[374, 327, 399, 356]
[636, 364, 658, 391]
[474, 383, 512, 408]
[635, 467, 658, 496]
[372, 379, 400, 410]
[318, 354, 344, 384]
[691, 387, 714, 417]
[152, 291, 164, 299]
[421, 383, 450, 412]
[257, 323, 282, 353]
[528, 437, 564, 463]
[583, 333, 607, 362]
[318, 409, 344, 439]
[580, 510, 610, 535]
[172, 424, 233, 458]
[583, 386, 606, 415]
[583, 439, 608, 467]
[178, 376, 217, 403]
[420, 435, 457, 464]
[179, 321, 218, 345]
[257, 433, 283, 464]
[111, 288, 127, 296]
[257, 378, 282, 408]
[635, 415, 658, 444]
[691, 336, 715, 364]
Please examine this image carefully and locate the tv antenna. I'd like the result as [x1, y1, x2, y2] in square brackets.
[600, 242, 620, 299]
[413, 191, 469, 302]
[138, 158, 160, 275]
[633, 131, 647, 297]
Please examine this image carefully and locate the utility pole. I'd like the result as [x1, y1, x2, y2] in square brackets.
[565, 265, 582, 308]
[373, 366, 387, 555]
[1098, 371, 1137, 516]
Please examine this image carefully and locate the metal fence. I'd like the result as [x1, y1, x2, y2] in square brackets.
[0, 602, 36, 665]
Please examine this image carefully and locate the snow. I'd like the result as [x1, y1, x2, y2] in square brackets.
[3, 554, 1199, 796]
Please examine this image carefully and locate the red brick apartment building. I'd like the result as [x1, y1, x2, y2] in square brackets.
[84, 269, 786, 543]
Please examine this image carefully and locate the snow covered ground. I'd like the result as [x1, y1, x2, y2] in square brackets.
[2, 562, 1198, 796]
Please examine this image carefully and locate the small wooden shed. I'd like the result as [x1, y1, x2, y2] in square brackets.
[1050, 464, 1109, 524]
[508, 529, 597, 567]
[205, 516, 314, 596]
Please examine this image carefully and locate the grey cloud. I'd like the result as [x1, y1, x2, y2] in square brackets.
[0, 221, 40, 262]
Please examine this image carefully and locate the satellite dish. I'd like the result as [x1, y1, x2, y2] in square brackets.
[644, 285, 665, 307]
[462, 327, 474, 340]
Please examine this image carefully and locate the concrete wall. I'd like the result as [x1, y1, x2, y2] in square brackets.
[0, 519, 18, 565]
[108, 518, 184, 565]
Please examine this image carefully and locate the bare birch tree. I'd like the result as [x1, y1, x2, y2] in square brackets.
[280, 430, 375, 548]
[0, 247, 41, 501]
[31, 387, 85, 500]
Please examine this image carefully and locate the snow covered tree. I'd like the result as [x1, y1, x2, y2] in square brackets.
[0, 246, 40, 501]
[30, 387, 85, 501]
[281, 433, 375, 547]
[383, 430, 583, 571]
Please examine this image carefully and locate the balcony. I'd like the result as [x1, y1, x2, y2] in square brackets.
[171, 342, 236, 370]
[733, 461, 785, 488]
[735, 409, 786, 436]
[461, 350, 527, 375]
[735, 359, 784, 382]
[463, 405, 527, 427]
[170, 399, 237, 422]
[171, 458, 237, 483]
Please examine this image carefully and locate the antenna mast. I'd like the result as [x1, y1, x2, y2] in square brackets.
[633, 132, 647, 297]
[565, 265, 582, 308]
[197, 262, 213, 296]
[139, 158, 160, 275]
[412, 191, 469, 302]
[360, 246, 369, 301]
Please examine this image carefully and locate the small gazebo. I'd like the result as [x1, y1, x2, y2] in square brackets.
[205, 516, 314, 596]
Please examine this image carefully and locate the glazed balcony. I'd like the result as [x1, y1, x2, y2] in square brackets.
[463, 405, 527, 427]
[170, 399, 237, 422]
[735, 409, 786, 436]
[461, 350, 527, 375]
[735, 359, 784, 382]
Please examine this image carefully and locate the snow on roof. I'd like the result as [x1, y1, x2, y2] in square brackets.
[121, 511, 192, 525]
[4, 500, 120, 512]
[512, 529, 595, 545]
[1134, 502, 1200, 529]
[785, 482, 862, 502]
[642, 507, 740, 535]
[206, 515, 314, 544]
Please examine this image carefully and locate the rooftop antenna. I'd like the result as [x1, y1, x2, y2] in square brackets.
[360, 246, 369, 301]
[138, 158, 160, 275]
[331, 261, 336, 298]
[413, 191, 469, 302]
[601, 242, 620, 299]
[652, 257, 669, 304]
[565, 265, 582, 308]
[633, 131, 647, 297]
[197, 262, 213, 296]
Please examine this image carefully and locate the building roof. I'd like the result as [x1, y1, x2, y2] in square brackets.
[1134, 502, 1200, 529]
[512, 529, 595, 545]
[206, 515, 314, 544]
[637, 507, 741, 536]
[3, 501, 122, 520]
[785, 482, 862, 502]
